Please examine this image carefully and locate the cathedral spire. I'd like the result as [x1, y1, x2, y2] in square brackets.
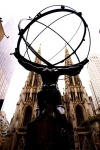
[65, 46, 73, 66]
[65, 44, 69, 57]
[38, 44, 41, 55]
[34, 44, 41, 64]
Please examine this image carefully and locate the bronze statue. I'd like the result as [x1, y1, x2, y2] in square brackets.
[13, 5, 91, 149]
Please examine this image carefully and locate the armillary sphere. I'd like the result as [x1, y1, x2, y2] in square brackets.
[14, 5, 91, 68]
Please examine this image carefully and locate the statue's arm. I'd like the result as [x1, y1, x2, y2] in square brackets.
[58, 58, 89, 76]
[18, 58, 40, 73]
[58, 65, 82, 76]
[14, 51, 43, 74]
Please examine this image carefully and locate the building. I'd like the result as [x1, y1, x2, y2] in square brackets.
[0, 99, 4, 111]
[0, 111, 9, 150]
[0, 18, 5, 41]
[0, 18, 18, 104]
[87, 54, 100, 112]
[0, 19, 5, 111]
[0, 18, 18, 149]
[64, 49, 99, 149]
[3, 47, 100, 150]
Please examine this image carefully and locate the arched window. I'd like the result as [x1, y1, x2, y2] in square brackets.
[70, 91, 75, 101]
[77, 91, 83, 101]
[23, 106, 32, 126]
[76, 105, 84, 126]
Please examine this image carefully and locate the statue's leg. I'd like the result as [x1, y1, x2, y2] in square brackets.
[37, 89, 62, 115]
[37, 89, 69, 133]
[24, 89, 70, 150]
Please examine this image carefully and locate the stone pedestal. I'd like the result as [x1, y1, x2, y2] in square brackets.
[24, 113, 70, 150]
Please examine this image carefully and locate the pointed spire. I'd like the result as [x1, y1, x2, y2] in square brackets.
[38, 44, 41, 55]
[34, 44, 41, 64]
[65, 45, 73, 65]
[65, 44, 69, 57]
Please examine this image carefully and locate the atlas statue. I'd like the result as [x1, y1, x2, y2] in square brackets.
[13, 5, 91, 150]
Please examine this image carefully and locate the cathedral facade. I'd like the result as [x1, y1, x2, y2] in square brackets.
[4, 48, 100, 150]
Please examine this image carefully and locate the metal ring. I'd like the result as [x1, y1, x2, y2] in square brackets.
[16, 5, 90, 67]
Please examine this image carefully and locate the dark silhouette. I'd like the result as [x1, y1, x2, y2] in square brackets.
[14, 51, 88, 114]
[14, 52, 88, 88]
[14, 52, 88, 150]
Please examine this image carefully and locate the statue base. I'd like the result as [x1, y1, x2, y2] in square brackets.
[24, 113, 70, 150]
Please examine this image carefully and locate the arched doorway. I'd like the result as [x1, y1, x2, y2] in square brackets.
[75, 105, 84, 126]
[23, 106, 32, 126]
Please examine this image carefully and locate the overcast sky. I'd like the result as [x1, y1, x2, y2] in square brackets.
[1, 0, 100, 122]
